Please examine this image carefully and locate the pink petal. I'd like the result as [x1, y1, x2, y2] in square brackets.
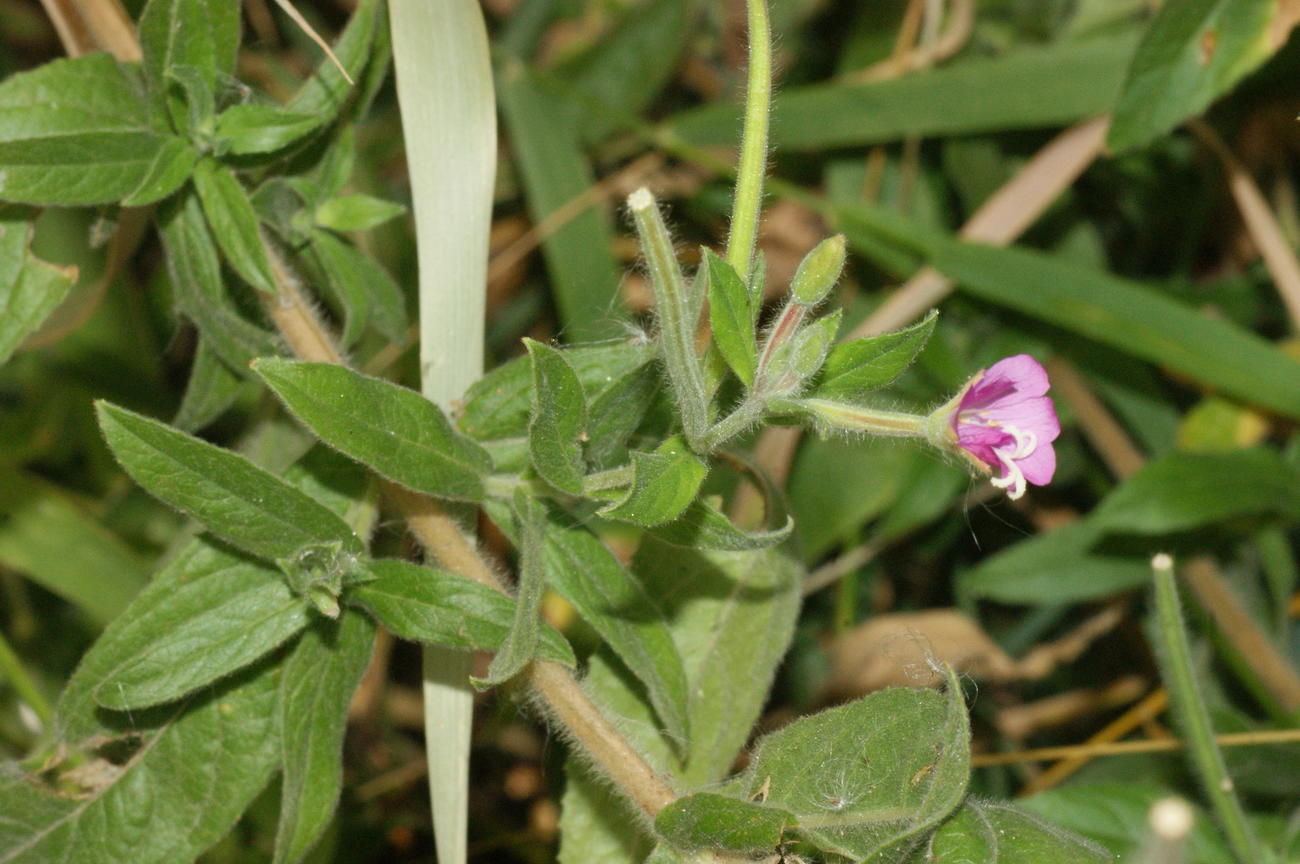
[1016, 441, 1057, 486]
[988, 396, 1060, 443]
[959, 441, 1000, 471]
[956, 423, 1013, 448]
[964, 354, 1050, 411]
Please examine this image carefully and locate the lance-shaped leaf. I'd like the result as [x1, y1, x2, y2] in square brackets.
[286, 0, 382, 120]
[473, 491, 549, 688]
[192, 157, 279, 295]
[599, 436, 708, 527]
[703, 249, 757, 387]
[486, 501, 690, 745]
[459, 341, 652, 441]
[274, 611, 376, 864]
[3, 654, 280, 864]
[90, 544, 310, 711]
[740, 672, 970, 861]
[809, 310, 936, 402]
[1108, 0, 1278, 152]
[158, 191, 278, 369]
[314, 194, 406, 232]
[174, 338, 247, 432]
[656, 793, 795, 855]
[349, 560, 575, 667]
[254, 358, 493, 502]
[0, 209, 76, 365]
[139, 0, 233, 127]
[214, 104, 322, 156]
[96, 401, 364, 563]
[908, 800, 1110, 864]
[307, 228, 408, 343]
[649, 500, 793, 552]
[0, 53, 196, 206]
[526, 338, 588, 494]
[584, 362, 661, 470]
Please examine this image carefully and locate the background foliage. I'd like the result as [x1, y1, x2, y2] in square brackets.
[1, 0, 1299, 861]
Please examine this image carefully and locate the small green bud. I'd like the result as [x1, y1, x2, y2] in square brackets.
[789, 234, 846, 306]
[792, 310, 842, 379]
[307, 585, 341, 619]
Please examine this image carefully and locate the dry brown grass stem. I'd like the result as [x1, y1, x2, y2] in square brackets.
[1044, 358, 1145, 480]
[980, 725, 1300, 768]
[39, 0, 139, 60]
[1190, 119, 1300, 333]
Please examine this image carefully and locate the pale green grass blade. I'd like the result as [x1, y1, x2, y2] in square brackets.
[389, 3, 495, 863]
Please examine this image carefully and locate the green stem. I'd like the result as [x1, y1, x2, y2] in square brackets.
[1151, 554, 1261, 864]
[798, 399, 928, 438]
[628, 187, 710, 449]
[725, 0, 772, 282]
[699, 397, 766, 452]
[0, 627, 52, 730]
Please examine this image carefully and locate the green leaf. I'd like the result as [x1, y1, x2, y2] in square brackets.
[526, 338, 588, 495]
[740, 675, 970, 860]
[546, 0, 692, 144]
[348, 560, 575, 667]
[599, 436, 708, 527]
[958, 520, 1149, 606]
[655, 793, 794, 854]
[286, 0, 382, 120]
[1020, 783, 1234, 863]
[4, 654, 280, 864]
[0, 209, 75, 365]
[912, 800, 1110, 863]
[1108, 0, 1275, 151]
[174, 338, 247, 432]
[274, 612, 376, 864]
[474, 491, 549, 688]
[192, 157, 279, 295]
[158, 191, 278, 369]
[0, 466, 147, 625]
[668, 34, 1139, 150]
[810, 310, 936, 402]
[139, 0, 220, 128]
[1090, 448, 1300, 535]
[933, 240, 1300, 422]
[96, 401, 364, 563]
[164, 64, 215, 142]
[704, 249, 757, 387]
[214, 104, 323, 156]
[648, 500, 794, 552]
[253, 358, 493, 502]
[459, 341, 652, 441]
[583, 362, 661, 470]
[497, 63, 624, 342]
[91, 547, 310, 712]
[314, 194, 406, 232]
[307, 228, 408, 344]
[486, 500, 690, 746]
[0, 54, 195, 206]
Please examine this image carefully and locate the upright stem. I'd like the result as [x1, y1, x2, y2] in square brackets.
[390, 2, 495, 862]
[0, 626, 52, 730]
[725, 0, 771, 282]
[1151, 554, 1260, 864]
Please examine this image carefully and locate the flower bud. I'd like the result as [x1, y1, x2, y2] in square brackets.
[792, 310, 842, 379]
[789, 234, 846, 306]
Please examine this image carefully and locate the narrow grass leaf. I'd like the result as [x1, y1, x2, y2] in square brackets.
[1108, 0, 1276, 151]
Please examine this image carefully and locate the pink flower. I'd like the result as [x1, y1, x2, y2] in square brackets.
[945, 354, 1059, 499]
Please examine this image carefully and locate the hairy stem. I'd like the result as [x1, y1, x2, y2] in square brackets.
[725, 0, 772, 281]
[1151, 554, 1260, 864]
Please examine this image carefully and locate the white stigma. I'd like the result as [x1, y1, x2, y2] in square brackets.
[987, 422, 1036, 500]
